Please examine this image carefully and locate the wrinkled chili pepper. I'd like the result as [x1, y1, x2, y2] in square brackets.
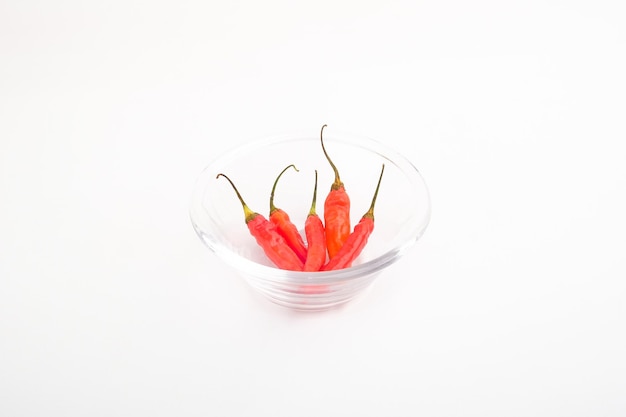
[320, 124, 351, 259]
[269, 164, 308, 263]
[303, 170, 326, 272]
[321, 164, 385, 271]
[217, 173, 304, 271]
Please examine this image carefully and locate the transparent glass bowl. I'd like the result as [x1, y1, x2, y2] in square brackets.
[190, 128, 431, 311]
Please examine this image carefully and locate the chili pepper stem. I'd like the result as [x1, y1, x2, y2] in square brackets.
[216, 173, 256, 223]
[309, 170, 318, 216]
[320, 124, 344, 190]
[364, 164, 385, 220]
[270, 164, 298, 214]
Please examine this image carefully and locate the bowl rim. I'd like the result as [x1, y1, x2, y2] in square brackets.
[190, 128, 431, 284]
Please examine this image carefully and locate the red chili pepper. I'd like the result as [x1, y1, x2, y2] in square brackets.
[321, 164, 385, 271]
[303, 170, 327, 272]
[217, 173, 304, 271]
[320, 124, 351, 259]
[269, 164, 308, 263]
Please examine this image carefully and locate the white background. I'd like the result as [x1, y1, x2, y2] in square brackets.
[1, 1, 625, 415]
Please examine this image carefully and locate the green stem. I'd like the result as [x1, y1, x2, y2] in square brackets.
[216, 173, 256, 223]
[364, 164, 385, 220]
[308, 170, 318, 216]
[320, 124, 343, 190]
[269, 164, 298, 214]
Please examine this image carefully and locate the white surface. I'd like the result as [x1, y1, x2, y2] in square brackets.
[1, 1, 625, 415]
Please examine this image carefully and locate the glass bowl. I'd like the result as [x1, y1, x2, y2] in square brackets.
[189, 128, 431, 311]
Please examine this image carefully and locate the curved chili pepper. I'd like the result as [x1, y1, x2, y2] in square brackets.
[321, 164, 385, 271]
[269, 164, 308, 263]
[320, 124, 351, 259]
[217, 173, 304, 271]
[303, 170, 326, 272]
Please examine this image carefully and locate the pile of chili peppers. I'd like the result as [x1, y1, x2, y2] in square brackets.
[217, 125, 385, 272]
